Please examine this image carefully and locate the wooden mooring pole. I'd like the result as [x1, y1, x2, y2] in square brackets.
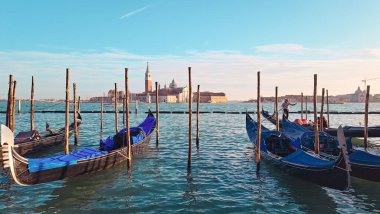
[364, 85, 370, 151]
[301, 92, 304, 120]
[73, 83, 78, 146]
[64, 69, 70, 154]
[78, 96, 81, 113]
[188, 67, 192, 170]
[155, 82, 159, 147]
[326, 90, 330, 128]
[275, 86, 279, 131]
[11, 80, 17, 132]
[320, 88, 325, 131]
[30, 76, 35, 131]
[196, 85, 200, 149]
[100, 96, 103, 132]
[256, 71, 261, 172]
[155, 82, 160, 146]
[6, 75, 14, 128]
[313, 74, 319, 155]
[135, 100, 138, 114]
[125, 68, 131, 167]
[305, 96, 308, 120]
[18, 100, 21, 114]
[114, 83, 119, 134]
[123, 95, 126, 128]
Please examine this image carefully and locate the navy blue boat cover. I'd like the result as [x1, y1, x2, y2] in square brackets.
[100, 114, 156, 151]
[246, 114, 335, 168]
[28, 148, 107, 173]
[349, 150, 380, 166]
[281, 150, 334, 168]
[282, 118, 310, 139]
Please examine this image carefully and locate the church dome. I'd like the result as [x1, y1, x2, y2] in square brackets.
[169, 79, 177, 89]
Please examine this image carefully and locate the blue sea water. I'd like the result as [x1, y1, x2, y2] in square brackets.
[0, 101, 380, 213]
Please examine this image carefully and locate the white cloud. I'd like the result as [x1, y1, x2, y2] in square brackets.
[1, 48, 380, 100]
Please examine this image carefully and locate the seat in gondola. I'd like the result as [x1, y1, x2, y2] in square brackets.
[264, 134, 294, 157]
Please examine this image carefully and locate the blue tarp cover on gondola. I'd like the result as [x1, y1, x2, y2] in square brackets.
[349, 150, 380, 166]
[282, 118, 310, 139]
[281, 150, 334, 168]
[100, 115, 156, 151]
[28, 148, 107, 173]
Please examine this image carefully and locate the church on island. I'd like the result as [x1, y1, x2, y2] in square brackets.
[89, 62, 228, 103]
[135, 63, 190, 103]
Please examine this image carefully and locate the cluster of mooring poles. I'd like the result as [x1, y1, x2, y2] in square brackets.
[186, 67, 202, 172]
[254, 73, 372, 172]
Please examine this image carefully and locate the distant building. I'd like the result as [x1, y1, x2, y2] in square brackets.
[145, 62, 152, 93]
[193, 92, 228, 103]
[254, 86, 375, 103]
[136, 78, 189, 103]
[335, 86, 367, 103]
[89, 62, 227, 103]
[89, 89, 126, 102]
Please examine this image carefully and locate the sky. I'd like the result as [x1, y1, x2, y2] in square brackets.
[1, 0, 380, 100]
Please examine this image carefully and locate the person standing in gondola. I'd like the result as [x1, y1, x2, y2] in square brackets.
[282, 98, 296, 119]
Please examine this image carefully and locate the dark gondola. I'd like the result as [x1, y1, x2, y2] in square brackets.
[9, 113, 82, 156]
[262, 109, 314, 130]
[262, 108, 380, 137]
[246, 113, 350, 190]
[0, 112, 155, 186]
[282, 117, 380, 182]
[324, 126, 380, 137]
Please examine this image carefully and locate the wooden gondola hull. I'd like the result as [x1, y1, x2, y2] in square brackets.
[263, 152, 349, 190]
[11, 134, 152, 185]
[262, 110, 282, 128]
[281, 117, 380, 182]
[325, 127, 380, 138]
[14, 130, 74, 156]
[350, 163, 380, 182]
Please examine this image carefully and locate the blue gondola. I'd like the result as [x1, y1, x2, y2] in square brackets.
[262, 108, 380, 137]
[282, 117, 380, 182]
[1, 111, 156, 186]
[246, 113, 350, 190]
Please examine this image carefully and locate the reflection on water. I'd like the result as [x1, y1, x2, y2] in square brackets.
[0, 102, 379, 212]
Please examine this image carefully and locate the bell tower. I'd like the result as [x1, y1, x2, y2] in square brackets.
[145, 62, 152, 93]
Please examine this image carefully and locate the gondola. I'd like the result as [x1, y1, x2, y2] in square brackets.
[0, 111, 156, 186]
[246, 113, 350, 190]
[324, 126, 380, 137]
[263, 108, 380, 137]
[262, 109, 314, 130]
[282, 117, 380, 182]
[6, 114, 82, 156]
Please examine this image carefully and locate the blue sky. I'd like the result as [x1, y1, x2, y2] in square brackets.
[1, 0, 380, 100]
